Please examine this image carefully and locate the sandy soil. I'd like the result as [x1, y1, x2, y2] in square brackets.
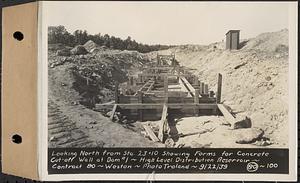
[149, 29, 289, 148]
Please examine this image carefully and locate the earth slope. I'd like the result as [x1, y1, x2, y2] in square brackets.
[150, 29, 289, 147]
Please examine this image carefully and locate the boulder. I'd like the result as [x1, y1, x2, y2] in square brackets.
[83, 40, 100, 52]
[233, 116, 252, 129]
[71, 45, 88, 55]
[234, 128, 264, 144]
[56, 49, 71, 56]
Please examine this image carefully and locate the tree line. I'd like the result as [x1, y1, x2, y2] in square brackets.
[48, 26, 172, 53]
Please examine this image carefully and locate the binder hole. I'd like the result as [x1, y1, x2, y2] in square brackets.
[12, 134, 22, 144]
[13, 31, 24, 41]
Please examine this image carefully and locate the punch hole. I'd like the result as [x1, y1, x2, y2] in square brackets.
[13, 31, 24, 41]
[12, 134, 22, 144]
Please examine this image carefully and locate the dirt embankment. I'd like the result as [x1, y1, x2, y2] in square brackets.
[48, 42, 159, 148]
[150, 29, 289, 147]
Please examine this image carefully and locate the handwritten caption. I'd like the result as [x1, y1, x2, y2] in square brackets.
[48, 148, 288, 174]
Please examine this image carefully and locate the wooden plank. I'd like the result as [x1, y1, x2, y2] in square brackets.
[194, 89, 199, 116]
[146, 81, 155, 92]
[217, 104, 235, 126]
[179, 76, 195, 97]
[217, 73, 222, 103]
[158, 104, 168, 141]
[142, 124, 160, 142]
[96, 103, 217, 110]
[109, 104, 118, 121]
[140, 73, 190, 77]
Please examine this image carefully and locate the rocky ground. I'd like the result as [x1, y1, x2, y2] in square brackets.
[48, 43, 159, 148]
[48, 29, 289, 148]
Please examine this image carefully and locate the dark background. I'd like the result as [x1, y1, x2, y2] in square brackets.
[0, 0, 298, 182]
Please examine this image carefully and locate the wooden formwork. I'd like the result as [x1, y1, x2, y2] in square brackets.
[94, 56, 232, 142]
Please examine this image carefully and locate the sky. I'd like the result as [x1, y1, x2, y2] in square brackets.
[43, 1, 293, 45]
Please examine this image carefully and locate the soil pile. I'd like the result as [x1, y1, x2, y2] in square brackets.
[48, 45, 156, 147]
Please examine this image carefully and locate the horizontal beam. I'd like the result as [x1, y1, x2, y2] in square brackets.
[96, 103, 217, 110]
[136, 73, 190, 77]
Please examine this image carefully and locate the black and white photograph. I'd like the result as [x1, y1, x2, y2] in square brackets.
[40, 1, 297, 181]
[0, 1, 297, 182]
[47, 2, 291, 149]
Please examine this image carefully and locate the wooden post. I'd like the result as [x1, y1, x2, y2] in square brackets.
[137, 91, 143, 121]
[194, 89, 199, 103]
[114, 82, 119, 103]
[217, 73, 222, 103]
[194, 89, 199, 116]
[199, 81, 203, 94]
[164, 76, 168, 103]
[204, 84, 209, 94]
[201, 82, 205, 94]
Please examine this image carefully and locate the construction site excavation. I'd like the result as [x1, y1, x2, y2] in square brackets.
[96, 53, 235, 144]
[48, 27, 289, 149]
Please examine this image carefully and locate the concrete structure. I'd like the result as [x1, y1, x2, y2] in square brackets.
[226, 30, 240, 50]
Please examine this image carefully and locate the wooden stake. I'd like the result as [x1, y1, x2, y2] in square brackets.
[217, 73, 222, 103]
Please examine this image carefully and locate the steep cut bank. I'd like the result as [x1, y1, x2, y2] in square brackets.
[48, 42, 159, 147]
[150, 29, 289, 147]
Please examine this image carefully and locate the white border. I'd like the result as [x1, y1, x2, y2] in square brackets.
[38, 1, 298, 181]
